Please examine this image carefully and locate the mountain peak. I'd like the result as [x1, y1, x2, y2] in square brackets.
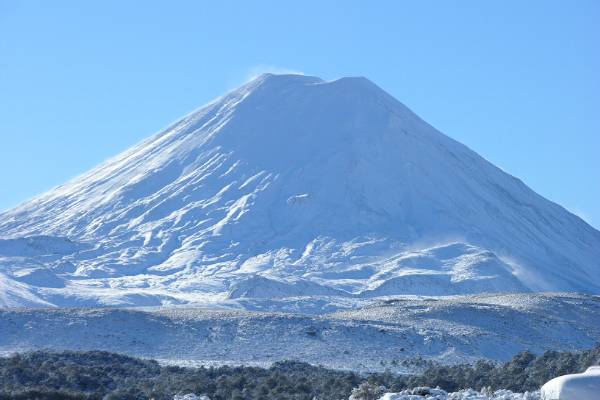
[245, 73, 382, 98]
[251, 73, 374, 84]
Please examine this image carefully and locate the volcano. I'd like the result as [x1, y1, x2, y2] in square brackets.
[0, 73, 598, 308]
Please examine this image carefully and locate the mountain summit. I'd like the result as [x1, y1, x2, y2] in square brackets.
[1, 74, 598, 307]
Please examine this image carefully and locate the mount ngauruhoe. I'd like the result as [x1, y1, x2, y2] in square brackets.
[0, 74, 598, 308]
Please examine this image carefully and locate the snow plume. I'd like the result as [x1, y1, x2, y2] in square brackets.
[244, 64, 305, 81]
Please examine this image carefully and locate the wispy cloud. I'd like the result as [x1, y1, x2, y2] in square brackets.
[244, 65, 305, 82]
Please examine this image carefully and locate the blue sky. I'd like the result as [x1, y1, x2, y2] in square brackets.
[1, 1, 598, 228]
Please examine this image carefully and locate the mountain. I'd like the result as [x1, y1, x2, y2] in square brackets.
[0, 73, 598, 308]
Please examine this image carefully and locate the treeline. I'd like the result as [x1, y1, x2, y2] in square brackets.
[1, 353, 360, 400]
[383, 345, 600, 393]
[0, 346, 598, 400]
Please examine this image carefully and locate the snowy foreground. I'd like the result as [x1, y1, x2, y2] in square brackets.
[1, 293, 598, 372]
[173, 388, 541, 400]
[379, 388, 540, 400]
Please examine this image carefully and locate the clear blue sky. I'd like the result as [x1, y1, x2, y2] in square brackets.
[1, 1, 598, 228]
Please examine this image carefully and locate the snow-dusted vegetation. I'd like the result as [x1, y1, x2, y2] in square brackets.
[1, 293, 598, 372]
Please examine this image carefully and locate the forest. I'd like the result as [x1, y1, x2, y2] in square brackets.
[0, 346, 598, 399]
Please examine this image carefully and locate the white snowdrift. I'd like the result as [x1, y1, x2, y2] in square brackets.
[540, 366, 600, 400]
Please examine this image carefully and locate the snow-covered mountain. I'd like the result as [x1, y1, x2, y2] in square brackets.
[0, 73, 598, 308]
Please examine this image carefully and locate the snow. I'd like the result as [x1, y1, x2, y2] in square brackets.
[380, 388, 540, 400]
[540, 366, 600, 400]
[172, 388, 542, 400]
[0, 273, 53, 308]
[0, 293, 597, 372]
[173, 395, 210, 400]
[0, 73, 598, 308]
